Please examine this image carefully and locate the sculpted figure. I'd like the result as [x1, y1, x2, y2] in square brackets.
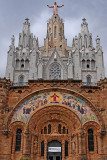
[47, 2, 64, 15]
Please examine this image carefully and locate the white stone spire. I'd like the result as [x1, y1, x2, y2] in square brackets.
[11, 35, 15, 46]
[23, 18, 30, 34]
[78, 18, 93, 49]
[81, 18, 89, 33]
[18, 18, 33, 49]
[96, 35, 101, 49]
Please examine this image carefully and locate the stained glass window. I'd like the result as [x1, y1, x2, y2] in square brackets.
[63, 127, 65, 134]
[49, 63, 61, 80]
[54, 26, 57, 38]
[88, 129, 94, 152]
[41, 141, 44, 156]
[15, 129, 22, 151]
[65, 141, 68, 156]
[58, 124, 61, 134]
[48, 124, 51, 134]
[44, 127, 47, 134]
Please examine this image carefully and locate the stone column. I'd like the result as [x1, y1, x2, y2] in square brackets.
[76, 134, 79, 154]
[79, 128, 87, 160]
[23, 129, 31, 159]
[94, 134, 98, 154]
[62, 140, 65, 160]
[31, 135, 34, 159]
[69, 136, 72, 157]
[97, 132, 102, 154]
[44, 139, 47, 160]
[11, 134, 16, 160]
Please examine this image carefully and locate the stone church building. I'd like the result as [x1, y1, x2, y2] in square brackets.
[0, 6, 107, 160]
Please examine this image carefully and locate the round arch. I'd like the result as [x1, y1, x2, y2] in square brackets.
[28, 104, 82, 134]
[5, 88, 104, 130]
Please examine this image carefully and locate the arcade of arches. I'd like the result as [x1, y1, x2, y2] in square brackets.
[0, 79, 107, 160]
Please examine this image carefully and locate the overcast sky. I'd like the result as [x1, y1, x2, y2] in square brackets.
[0, 0, 107, 77]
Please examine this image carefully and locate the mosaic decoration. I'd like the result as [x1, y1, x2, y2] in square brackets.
[11, 92, 98, 125]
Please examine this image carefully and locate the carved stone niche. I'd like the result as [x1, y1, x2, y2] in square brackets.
[50, 113, 60, 120]
[33, 135, 38, 154]
[2, 129, 10, 137]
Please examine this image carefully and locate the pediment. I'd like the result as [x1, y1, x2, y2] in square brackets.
[45, 48, 66, 70]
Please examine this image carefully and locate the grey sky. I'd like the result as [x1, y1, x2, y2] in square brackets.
[0, 0, 107, 77]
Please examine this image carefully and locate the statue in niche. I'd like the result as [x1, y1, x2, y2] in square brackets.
[34, 135, 38, 153]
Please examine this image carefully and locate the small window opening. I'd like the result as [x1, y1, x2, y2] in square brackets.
[48, 124, 51, 134]
[88, 129, 94, 152]
[41, 141, 44, 156]
[65, 141, 68, 156]
[58, 124, 61, 134]
[44, 127, 47, 134]
[87, 64, 89, 68]
[15, 129, 22, 152]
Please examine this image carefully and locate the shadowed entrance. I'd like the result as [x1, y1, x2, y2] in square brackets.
[47, 141, 62, 160]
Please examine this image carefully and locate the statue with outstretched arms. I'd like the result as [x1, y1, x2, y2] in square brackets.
[47, 2, 64, 15]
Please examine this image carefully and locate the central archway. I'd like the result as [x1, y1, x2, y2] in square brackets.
[47, 140, 62, 160]
[28, 104, 81, 160]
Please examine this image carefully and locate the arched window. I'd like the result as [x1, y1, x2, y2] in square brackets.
[41, 129, 43, 134]
[19, 75, 24, 84]
[60, 28, 62, 40]
[54, 26, 57, 38]
[88, 129, 94, 152]
[25, 59, 29, 69]
[44, 127, 47, 134]
[15, 129, 22, 151]
[63, 126, 66, 134]
[87, 76, 91, 85]
[21, 59, 24, 68]
[85, 35, 87, 48]
[16, 59, 20, 69]
[41, 141, 44, 156]
[65, 141, 68, 156]
[91, 60, 95, 69]
[48, 124, 51, 134]
[82, 60, 85, 69]
[87, 60, 90, 69]
[58, 124, 61, 134]
[49, 63, 61, 80]
[23, 35, 27, 47]
[80, 36, 82, 49]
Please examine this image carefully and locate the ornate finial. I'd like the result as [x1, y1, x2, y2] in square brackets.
[11, 35, 15, 46]
[25, 18, 29, 24]
[25, 18, 29, 21]
[96, 35, 100, 46]
[82, 18, 86, 24]
[47, 2, 64, 15]
[82, 18, 86, 21]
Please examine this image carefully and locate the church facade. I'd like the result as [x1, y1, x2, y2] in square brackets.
[0, 8, 107, 160]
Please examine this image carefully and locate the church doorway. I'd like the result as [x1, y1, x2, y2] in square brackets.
[47, 140, 62, 160]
